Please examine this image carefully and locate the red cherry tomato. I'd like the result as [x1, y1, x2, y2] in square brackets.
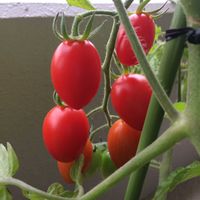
[107, 119, 140, 168]
[115, 13, 155, 67]
[42, 106, 89, 162]
[111, 74, 152, 131]
[51, 40, 101, 109]
[57, 139, 93, 184]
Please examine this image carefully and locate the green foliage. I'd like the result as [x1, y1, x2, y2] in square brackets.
[47, 183, 76, 198]
[153, 161, 200, 200]
[0, 143, 19, 178]
[66, 0, 95, 10]
[0, 186, 12, 200]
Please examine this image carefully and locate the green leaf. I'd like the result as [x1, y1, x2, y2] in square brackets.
[7, 143, 19, 177]
[66, 0, 95, 10]
[88, 20, 107, 40]
[60, 13, 70, 40]
[22, 190, 45, 200]
[47, 183, 76, 198]
[173, 102, 186, 112]
[0, 143, 19, 177]
[81, 14, 95, 40]
[0, 186, 12, 200]
[153, 161, 200, 200]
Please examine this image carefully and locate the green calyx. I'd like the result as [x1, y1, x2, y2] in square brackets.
[52, 12, 106, 41]
[136, 0, 169, 19]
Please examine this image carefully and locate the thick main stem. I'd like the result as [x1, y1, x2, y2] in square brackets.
[102, 16, 120, 127]
[125, 3, 186, 200]
[180, 0, 200, 155]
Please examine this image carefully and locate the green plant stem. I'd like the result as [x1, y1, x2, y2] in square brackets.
[90, 124, 108, 140]
[0, 177, 70, 200]
[80, 120, 188, 200]
[180, 0, 200, 155]
[113, 51, 123, 73]
[87, 106, 102, 118]
[71, 10, 116, 37]
[159, 149, 173, 184]
[136, 0, 150, 13]
[71, 0, 134, 37]
[158, 148, 173, 200]
[101, 16, 120, 127]
[112, 0, 179, 123]
[124, 0, 135, 9]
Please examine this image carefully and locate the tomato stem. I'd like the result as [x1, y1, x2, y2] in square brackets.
[87, 106, 102, 118]
[136, 0, 151, 14]
[90, 124, 108, 140]
[180, 0, 200, 155]
[71, 10, 116, 37]
[112, 0, 179, 123]
[158, 148, 173, 200]
[113, 51, 124, 73]
[102, 16, 120, 127]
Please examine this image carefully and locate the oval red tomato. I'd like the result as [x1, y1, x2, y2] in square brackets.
[115, 13, 155, 67]
[111, 74, 152, 131]
[42, 106, 89, 162]
[57, 139, 93, 184]
[51, 40, 101, 109]
[107, 119, 140, 168]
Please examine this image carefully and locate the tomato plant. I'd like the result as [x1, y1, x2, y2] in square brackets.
[51, 40, 101, 109]
[1, 1, 200, 200]
[42, 106, 89, 162]
[111, 74, 152, 131]
[107, 119, 140, 168]
[57, 139, 93, 184]
[115, 13, 155, 67]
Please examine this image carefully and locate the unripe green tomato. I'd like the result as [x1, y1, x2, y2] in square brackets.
[84, 148, 102, 177]
[101, 151, 117, 178]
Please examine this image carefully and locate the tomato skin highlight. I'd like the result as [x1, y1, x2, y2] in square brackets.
[107, 119, 140, 168]
[115, 13, 155, 67]
[111, 74, 152, 131]
[51, 40, 101, 109]
[42, 106, 89, 162]
[57, 140, 93, 184]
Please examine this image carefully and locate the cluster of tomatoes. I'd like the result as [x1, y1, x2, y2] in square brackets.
[42, 12, 155, 184]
